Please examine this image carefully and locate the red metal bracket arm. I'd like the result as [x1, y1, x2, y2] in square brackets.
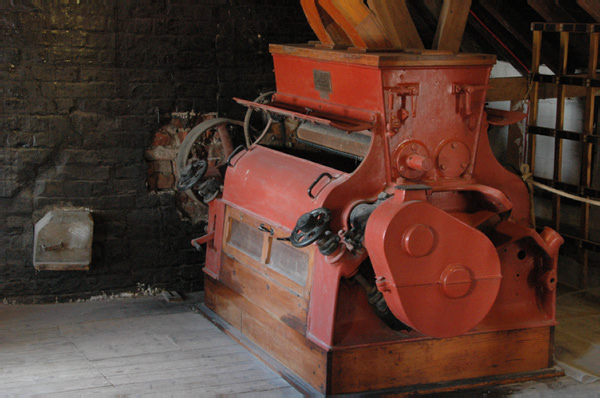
[191, 232, 215, 250]
[485, 107, 527, 126]
[234, 97, 376, 132]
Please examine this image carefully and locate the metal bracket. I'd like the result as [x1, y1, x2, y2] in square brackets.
[375, 276, 393, 293]
[453, 83, 489, 117]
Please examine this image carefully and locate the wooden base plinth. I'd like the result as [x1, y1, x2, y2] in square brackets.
[203, 276, 561, 395]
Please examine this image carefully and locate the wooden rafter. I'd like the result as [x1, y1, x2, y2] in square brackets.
[527, 0, 576, 22]
[432, 0, 472, 52]
[300, 0, 352, 48]
[318, 0, 391, 50]
[577, 0, 600, 22]
[367, 0, 424, 49]
[466, 6, 531, 75]
[478, 0, 532, 51]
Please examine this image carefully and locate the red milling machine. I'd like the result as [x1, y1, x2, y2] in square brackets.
[179, 1, 564, 395]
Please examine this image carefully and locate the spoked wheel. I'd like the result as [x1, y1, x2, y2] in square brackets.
[290, 208, 332, 248]
[176, 118, 245, 206]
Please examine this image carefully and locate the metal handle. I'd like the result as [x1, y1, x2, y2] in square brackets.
[308, 173, 333, 199]
[258, 224, 274, 235]
[226, 145, 246, 167]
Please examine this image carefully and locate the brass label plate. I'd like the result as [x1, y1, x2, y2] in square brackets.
[313, 69, 332, 99]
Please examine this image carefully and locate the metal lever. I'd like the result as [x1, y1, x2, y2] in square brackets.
[308, 172, 333, 199]
[190, 232, 215, 251]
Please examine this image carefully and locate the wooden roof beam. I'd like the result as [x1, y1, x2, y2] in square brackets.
[301, 0, 353, 48]
[367, 0, 424, 49]
[486, 77, 594, 102]
[432, 0, 472, 52]
[318, 0, 391, 50]
[478, 0, 533, 51]
[527, 0, 576, 22]
[577, 0, 600, 22]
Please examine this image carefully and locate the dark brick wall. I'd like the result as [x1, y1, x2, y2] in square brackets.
[0, 0, 315, 302]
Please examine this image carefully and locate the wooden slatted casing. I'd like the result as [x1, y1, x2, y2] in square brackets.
[205, 205, 329, 392]
[327, 327, 554, 395]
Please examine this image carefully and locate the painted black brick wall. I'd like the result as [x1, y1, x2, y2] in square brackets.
[0, 0, 315, 302]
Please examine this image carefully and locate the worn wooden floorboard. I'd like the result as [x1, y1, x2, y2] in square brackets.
[104, 358, 258, 385]
[0, 296, 197, 331]
[0, 358, 93, 380]
[0, 373, 112, 395]
[114, 368, 287, 394]
[90, 343, 246, 370]
[554, 289, 600, 381]
[0, 296, 296, 396]
[0, 337, 78, 360]
[0, 367, 106, 390]
[234, 386, 304, 398]
[2, 293, 599, 396]
[29, 385, 123, 397]
[0, 344, 87, 369]
[100, 352, 254, 381]
[0, 326, 63, 342]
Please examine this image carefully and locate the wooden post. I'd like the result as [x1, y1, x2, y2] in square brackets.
[552, 31, 569, 231]
[579, 32, 599, 289]
[507, 100, 526, 171]
[528, 30, 543, 174]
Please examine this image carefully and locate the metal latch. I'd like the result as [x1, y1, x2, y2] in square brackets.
[258, 224, 274, 235]
[385, 83, 419, 130]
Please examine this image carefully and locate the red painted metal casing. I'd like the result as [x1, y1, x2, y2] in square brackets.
[202, 44, 563, 349]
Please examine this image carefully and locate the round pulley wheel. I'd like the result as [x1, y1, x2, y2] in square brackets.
[175, 118, 245, 206]
[364, 200, 501, 338]
[290, 208, 332, 248]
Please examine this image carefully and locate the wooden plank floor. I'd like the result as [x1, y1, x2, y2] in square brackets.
[0, 294, 300, 397]
[1, 292, 599, 396]
[555, 287, 600, 382]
